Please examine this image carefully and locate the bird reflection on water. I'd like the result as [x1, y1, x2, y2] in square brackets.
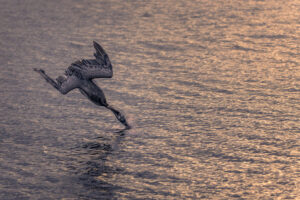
[71, 130, 126, 199]
[34, 41, 131, 129]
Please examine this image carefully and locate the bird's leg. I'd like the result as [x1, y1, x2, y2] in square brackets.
[33, 68, 61, 92]
[106, 105, 131, 129]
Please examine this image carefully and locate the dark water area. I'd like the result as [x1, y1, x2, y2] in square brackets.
[0, 0, 299, 199]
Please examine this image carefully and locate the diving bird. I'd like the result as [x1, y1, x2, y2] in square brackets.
[34, 41, 130, 129]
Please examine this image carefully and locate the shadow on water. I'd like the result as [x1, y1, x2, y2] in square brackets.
[73, 129, 128, 200]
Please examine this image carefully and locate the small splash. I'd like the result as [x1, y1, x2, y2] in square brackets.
[115, 113, 140, 136]
[124, 113, 136, 130]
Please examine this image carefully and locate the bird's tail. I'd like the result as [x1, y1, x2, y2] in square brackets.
[106, 105, 131, 129]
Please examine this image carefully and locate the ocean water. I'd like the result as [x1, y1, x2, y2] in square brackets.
[0, 0, 299, 199]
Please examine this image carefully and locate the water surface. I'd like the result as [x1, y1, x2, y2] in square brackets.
[0, 0, 299, 199]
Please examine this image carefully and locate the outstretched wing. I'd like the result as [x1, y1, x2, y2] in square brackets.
[56, 75, 81, 94]
[66, 41, 113, 79]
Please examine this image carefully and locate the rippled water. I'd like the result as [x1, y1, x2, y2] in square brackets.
[0, 0, 299, 199]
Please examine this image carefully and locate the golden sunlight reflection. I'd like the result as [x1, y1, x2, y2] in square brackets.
[0, 0, 298, 199]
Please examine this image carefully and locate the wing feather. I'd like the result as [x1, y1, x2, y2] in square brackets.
[66, 41, 113, 79]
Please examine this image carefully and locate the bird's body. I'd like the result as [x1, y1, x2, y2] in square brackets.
[34, 41, 130, 129]
[78, 80, 108, 107]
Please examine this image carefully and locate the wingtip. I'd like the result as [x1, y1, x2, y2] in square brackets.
[93, 40, 107, 57]
[93, 41, 99, 47]
[93, 40, 100, 49]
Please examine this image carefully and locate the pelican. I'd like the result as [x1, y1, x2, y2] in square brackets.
[34, 41, 130, 129]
